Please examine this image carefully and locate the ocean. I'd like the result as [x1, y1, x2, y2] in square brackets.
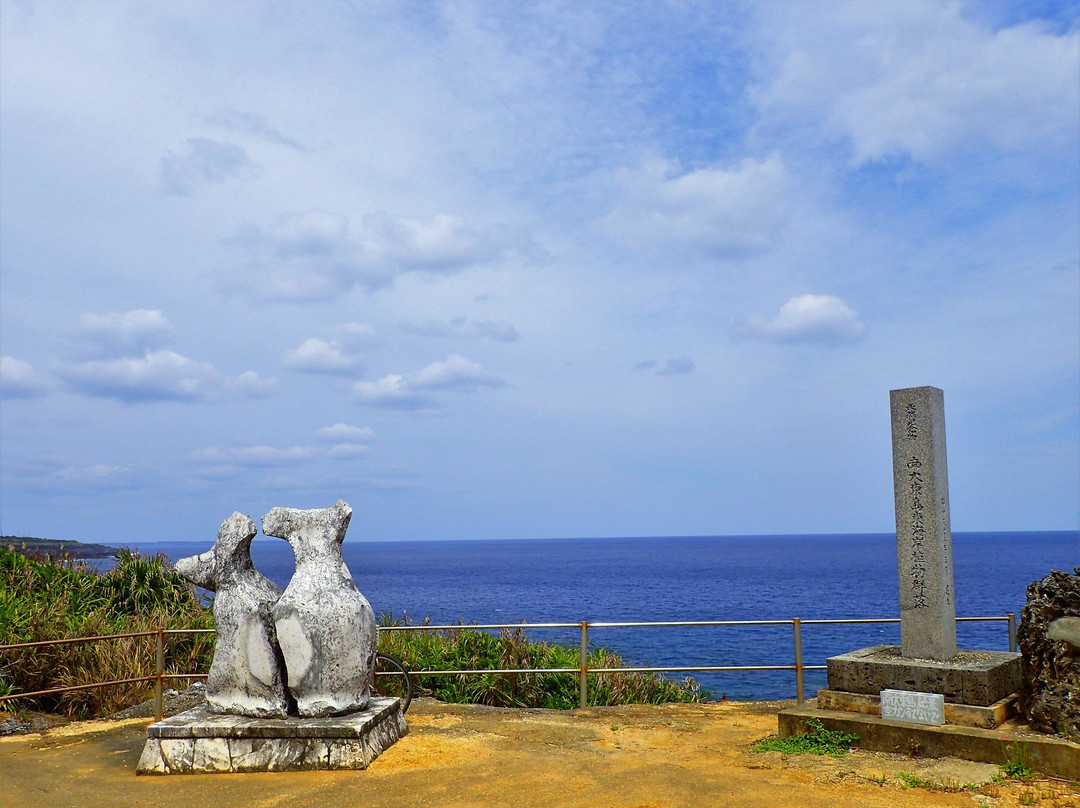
[110, 531, 1077, 701]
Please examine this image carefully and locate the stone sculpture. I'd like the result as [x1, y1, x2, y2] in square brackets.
[262, 500, 379, 717]
[174, 513, 290, 718]
[1018, 566, 1080, 741]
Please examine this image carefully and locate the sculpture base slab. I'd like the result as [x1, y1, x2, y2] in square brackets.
[136, 696, 407, 775]
[826, 645, 1021, 706]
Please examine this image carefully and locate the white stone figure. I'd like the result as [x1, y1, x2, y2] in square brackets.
[174, 513, 290, 718]
[262, 500, 378, 717]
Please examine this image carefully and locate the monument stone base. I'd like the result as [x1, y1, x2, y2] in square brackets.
[827, 645, 1021, 707]
[136, 696, 407, 775]
[816, 688, 1017, 729]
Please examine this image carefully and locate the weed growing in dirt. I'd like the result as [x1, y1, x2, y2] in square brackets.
[1001, 753, 1035, 780]
[896, 773, 978, 792]
[752, 718, 859, 758]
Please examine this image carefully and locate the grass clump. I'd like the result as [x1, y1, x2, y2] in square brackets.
[376, 614, 706, 709]
[753, 718, 859, 758]
[0, 547, 213, 718]
[896, 773, 979, 792]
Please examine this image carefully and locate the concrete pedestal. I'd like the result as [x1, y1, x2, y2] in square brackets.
[136, 696, 407, 775]
[826, 645, 1021, 706]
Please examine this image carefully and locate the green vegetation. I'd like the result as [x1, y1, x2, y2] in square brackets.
[377, 615, 706, 709]
[896, 773, 980, 792]
[0, 547, 213, 717]
[752, 718, 859, 758]
[1001, 757, 1035, 780]
[1, 549, 704, 718]
[1000, 740, 1037, 780]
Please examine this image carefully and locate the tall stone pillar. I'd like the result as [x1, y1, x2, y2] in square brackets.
[890, 386, 957, 661]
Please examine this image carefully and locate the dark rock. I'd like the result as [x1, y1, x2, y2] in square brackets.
[1017, 566, 1080, 740]
[0, 717, 31, 736]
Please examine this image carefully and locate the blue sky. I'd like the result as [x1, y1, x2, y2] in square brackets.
[1, 0, 1077, 544]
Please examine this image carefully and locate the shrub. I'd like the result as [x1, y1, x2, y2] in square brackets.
[0, 548, 214, 717]
[376, 615, 705, 709]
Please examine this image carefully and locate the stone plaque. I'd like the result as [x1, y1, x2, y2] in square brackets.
[880, 689, 945, 726]
[889, 386, 957, 660]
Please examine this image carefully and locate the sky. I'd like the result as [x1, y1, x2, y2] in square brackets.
[1, 0, 1078, 545]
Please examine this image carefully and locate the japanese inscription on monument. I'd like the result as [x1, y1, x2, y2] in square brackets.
[890, 386, 957, 661]
[880, 689, 946, 726]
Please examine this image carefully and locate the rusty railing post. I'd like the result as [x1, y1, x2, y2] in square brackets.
[793, 618, 804, 705]
[154, 628, 164, 723]
[579, 621, 589, 709]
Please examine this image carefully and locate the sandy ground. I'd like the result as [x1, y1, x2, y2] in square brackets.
[1, 699, 1077, 808]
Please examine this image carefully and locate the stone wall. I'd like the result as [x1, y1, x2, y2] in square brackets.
[1017, 566, 1080, 740]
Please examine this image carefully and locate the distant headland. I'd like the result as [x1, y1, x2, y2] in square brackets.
[2, 535, 119, 560]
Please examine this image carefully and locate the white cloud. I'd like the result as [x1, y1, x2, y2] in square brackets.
[190, 445, 317, 466]
[190, 436, 370, 467]
[282, 337, 364, 375]
[352, 374, 433, 410]
[734, 294, 868, 344]
[364, 211, 506, 272]
[410, 354, 507, 391]
[756, 3, 1080, 165]
[316, 423, 375, 442]
[160, 137, 259, 195]
[353, 354, 506, 409]
[228, 370, 276, 399]
[325, 443, 371, 458]
[0, 356, 50, 399]
[56, 310, 269, 402]
[219, 209, 523, 303]
[67, 309, 174, 360]
[28, 464, 140, 493]
[401, 317, 520, 342]
[55, 349, 220, 402]
[601, 155, 792, 259]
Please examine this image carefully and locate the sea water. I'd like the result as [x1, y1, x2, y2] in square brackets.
[113, 531, 1077, 700]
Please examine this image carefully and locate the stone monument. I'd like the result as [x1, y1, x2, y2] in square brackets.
[263, 500, 379, 718]
[819, 387, 1021, 728]
[890, 386, 956, 660]
[137, 501, 406, 775]
[172, 513, 290, 718]
[778, 389, 1078, 778]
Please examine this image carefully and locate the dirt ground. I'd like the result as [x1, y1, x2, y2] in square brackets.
[1, 699, 1077, 808]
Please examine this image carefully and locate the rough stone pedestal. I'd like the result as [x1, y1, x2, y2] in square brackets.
[136, 696, 407, 775]
[1018, 566, 1080, 740]
[826, 645, 1021, 707]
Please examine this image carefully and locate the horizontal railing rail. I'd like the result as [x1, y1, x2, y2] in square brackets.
[1, 614, 1016, 720]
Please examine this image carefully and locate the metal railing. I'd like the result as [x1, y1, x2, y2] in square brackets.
[0, 613, 1017, 720]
